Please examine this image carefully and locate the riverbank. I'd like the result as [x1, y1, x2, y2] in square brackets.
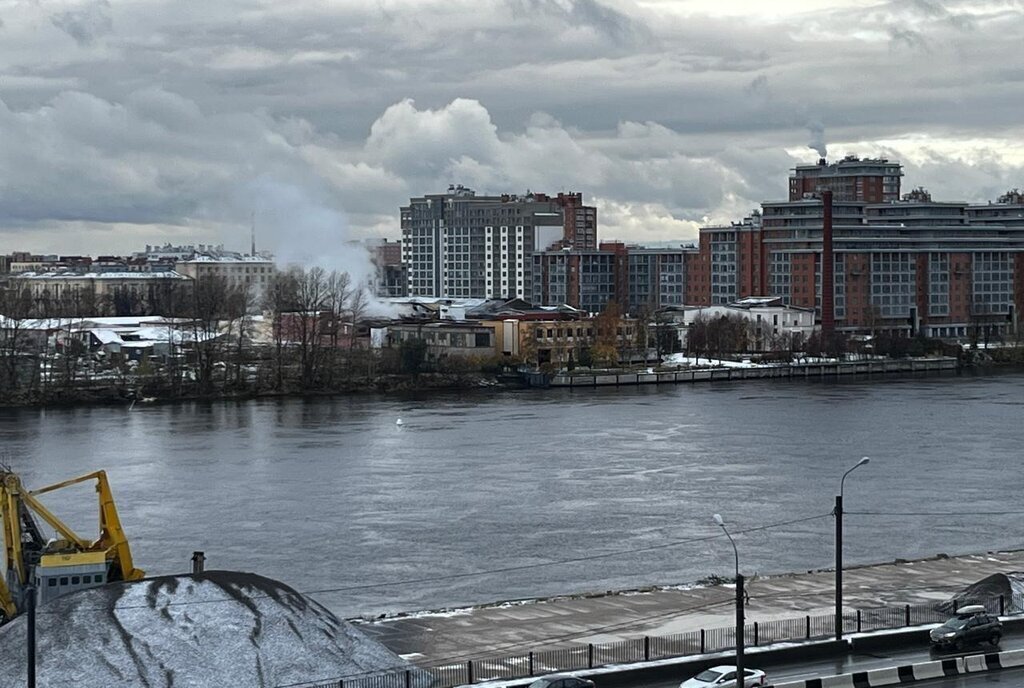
[0, 371, 514, 409]
[0, 354, 986, 409]
[355, 549, 1024, 666]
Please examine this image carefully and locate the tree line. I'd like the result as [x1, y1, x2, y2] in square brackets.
[0, 266, 444, 405]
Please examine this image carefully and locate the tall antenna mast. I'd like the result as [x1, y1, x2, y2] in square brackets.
[250, 211, 256, 256]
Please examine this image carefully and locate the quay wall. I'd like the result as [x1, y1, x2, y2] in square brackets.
[548, 357, 958, 388]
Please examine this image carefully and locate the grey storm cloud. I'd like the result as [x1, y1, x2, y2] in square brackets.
[1, 0, 1023, 254]
[50, 0, 113, 46]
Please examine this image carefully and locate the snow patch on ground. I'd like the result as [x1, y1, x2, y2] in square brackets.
[0, 571, 431, 688]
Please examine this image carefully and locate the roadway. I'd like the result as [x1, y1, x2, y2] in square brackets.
[638, 631, 1024, 687]
[908, 667, 1024, 686]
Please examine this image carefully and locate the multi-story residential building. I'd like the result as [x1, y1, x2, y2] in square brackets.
[400, 186, 596, 300]
[11, 271, 192, 315]
[690, 213, 762, 306]
[967, 189, 1024, 227]
[552, 192, 598, 250]
[789, 155, 903, 202]
[367, 238, 403, 266]
[376, 264, 409, 298]
[692, 162, 1024, 338]
[625, 247, 691, 313]
[533, 243, 697, 314]
[175, 253, 275, 302]
[532, 245, 623, 314]
[367, 238, 408, 297]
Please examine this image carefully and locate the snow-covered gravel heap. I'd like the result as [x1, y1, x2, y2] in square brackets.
[0, 571, 430, 688]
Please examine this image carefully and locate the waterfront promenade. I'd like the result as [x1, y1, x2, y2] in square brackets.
[356, 550, 1024, 666]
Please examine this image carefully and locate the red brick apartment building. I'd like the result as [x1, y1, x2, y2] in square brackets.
[689, 159, 1024, 338]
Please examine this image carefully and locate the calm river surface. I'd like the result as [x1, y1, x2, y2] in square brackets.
[2, 370, 1022, 618]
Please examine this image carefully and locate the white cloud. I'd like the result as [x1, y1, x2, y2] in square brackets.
[1, 0, 1023, 254]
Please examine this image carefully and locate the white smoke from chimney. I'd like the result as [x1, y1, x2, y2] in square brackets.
[806, 120, 828, 159]
[244, 177, 399, 317]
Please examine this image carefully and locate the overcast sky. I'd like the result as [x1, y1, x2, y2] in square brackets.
[2, 0, 1023, 259]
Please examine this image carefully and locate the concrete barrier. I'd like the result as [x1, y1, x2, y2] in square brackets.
[763, 648, 1024, 688]
[998, 648, 1024, 667]
[863, 666, 900, 686]
[586, 640, 847, 688]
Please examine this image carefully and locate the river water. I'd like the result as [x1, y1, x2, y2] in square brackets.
[2, 370, 1022, 619]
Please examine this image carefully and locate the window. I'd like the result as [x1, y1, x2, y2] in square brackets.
[60, 577, 69, 586]
[71, 576, 80, 585]
[48, 578, 57, 587]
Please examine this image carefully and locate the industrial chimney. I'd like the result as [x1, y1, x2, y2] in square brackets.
[821, 190, 835, 337]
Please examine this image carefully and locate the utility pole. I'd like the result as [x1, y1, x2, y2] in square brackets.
[834, 493, 843, 641]
[735, 573, 745, 686]
[714, 514, 743, 687]
[836, 456, 870, 641]
[26, 585, 36, 688]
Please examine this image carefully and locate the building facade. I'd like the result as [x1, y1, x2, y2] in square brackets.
[11, 271, 192, 315]
[175, 254, 275, 302]
[789, 155, 903, 202]
[533, 244, 696, 314]
[692, 162, 1024, 338]
[400, 186, 596, 300]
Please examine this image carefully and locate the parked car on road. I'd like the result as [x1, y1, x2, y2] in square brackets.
[527, 675, 595, 688]
[929, 604, 1002, 650]
[680, 665, 767, 688]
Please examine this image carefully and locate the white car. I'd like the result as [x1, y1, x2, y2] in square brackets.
[680, 665, 767, 688]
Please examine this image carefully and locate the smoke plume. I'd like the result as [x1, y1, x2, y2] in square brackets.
[806, 121, 828, 159]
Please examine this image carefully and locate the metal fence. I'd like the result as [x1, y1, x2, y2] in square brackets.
[409, 593, 1024, 688]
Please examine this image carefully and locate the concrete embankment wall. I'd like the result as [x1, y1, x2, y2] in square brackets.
[549, 358, 958, 388]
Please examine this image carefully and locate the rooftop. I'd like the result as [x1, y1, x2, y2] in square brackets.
[15, 271, 189, 280]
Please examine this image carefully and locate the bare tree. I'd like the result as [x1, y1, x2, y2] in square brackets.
[264, 269, 299, 390]
[324, 271, 352, 386]
[187, 274, 232, 395]
[293, 267, 330, 388]
[0, 285, 35, 400]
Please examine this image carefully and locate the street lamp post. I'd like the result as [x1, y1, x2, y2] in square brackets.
[835, 456, 870, 641]
[714, 514, 744, 688]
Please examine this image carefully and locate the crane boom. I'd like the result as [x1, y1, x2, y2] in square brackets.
[0, 469, 144, 625]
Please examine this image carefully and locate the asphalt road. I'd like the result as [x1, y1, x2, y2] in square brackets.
[641, 631, 1024, 688]
[910, 666, 1024, 686]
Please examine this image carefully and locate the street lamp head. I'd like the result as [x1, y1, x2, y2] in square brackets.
[713, 513, 724, 527]
[857, 457, 870, 467]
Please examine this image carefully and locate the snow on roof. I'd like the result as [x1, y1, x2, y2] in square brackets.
[0, 571, 431, 688]
[89, 329, 123, 345]
[16, 271, 188, 280]
[83, 316, 169, 326]
[178, 254, 272, 263]
[12, 318, 73, 331]
[662, 354, 761, 368]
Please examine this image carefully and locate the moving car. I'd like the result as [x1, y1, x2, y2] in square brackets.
[680, 665, 767, 688]
[929, 604, 1002, 650]
[527, 676, 595, 688]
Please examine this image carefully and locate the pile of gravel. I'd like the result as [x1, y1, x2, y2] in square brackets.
[938, 572, 1024, 615]
[0, 571, 432, 688]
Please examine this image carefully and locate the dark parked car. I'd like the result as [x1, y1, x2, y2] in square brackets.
[929, 605, 1002, 650]
[527, 676, 595, 688]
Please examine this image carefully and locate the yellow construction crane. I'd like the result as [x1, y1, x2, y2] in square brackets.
[1, 469, 144, 624]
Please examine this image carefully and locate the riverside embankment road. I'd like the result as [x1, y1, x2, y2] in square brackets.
[358, 551, 1024, 666]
